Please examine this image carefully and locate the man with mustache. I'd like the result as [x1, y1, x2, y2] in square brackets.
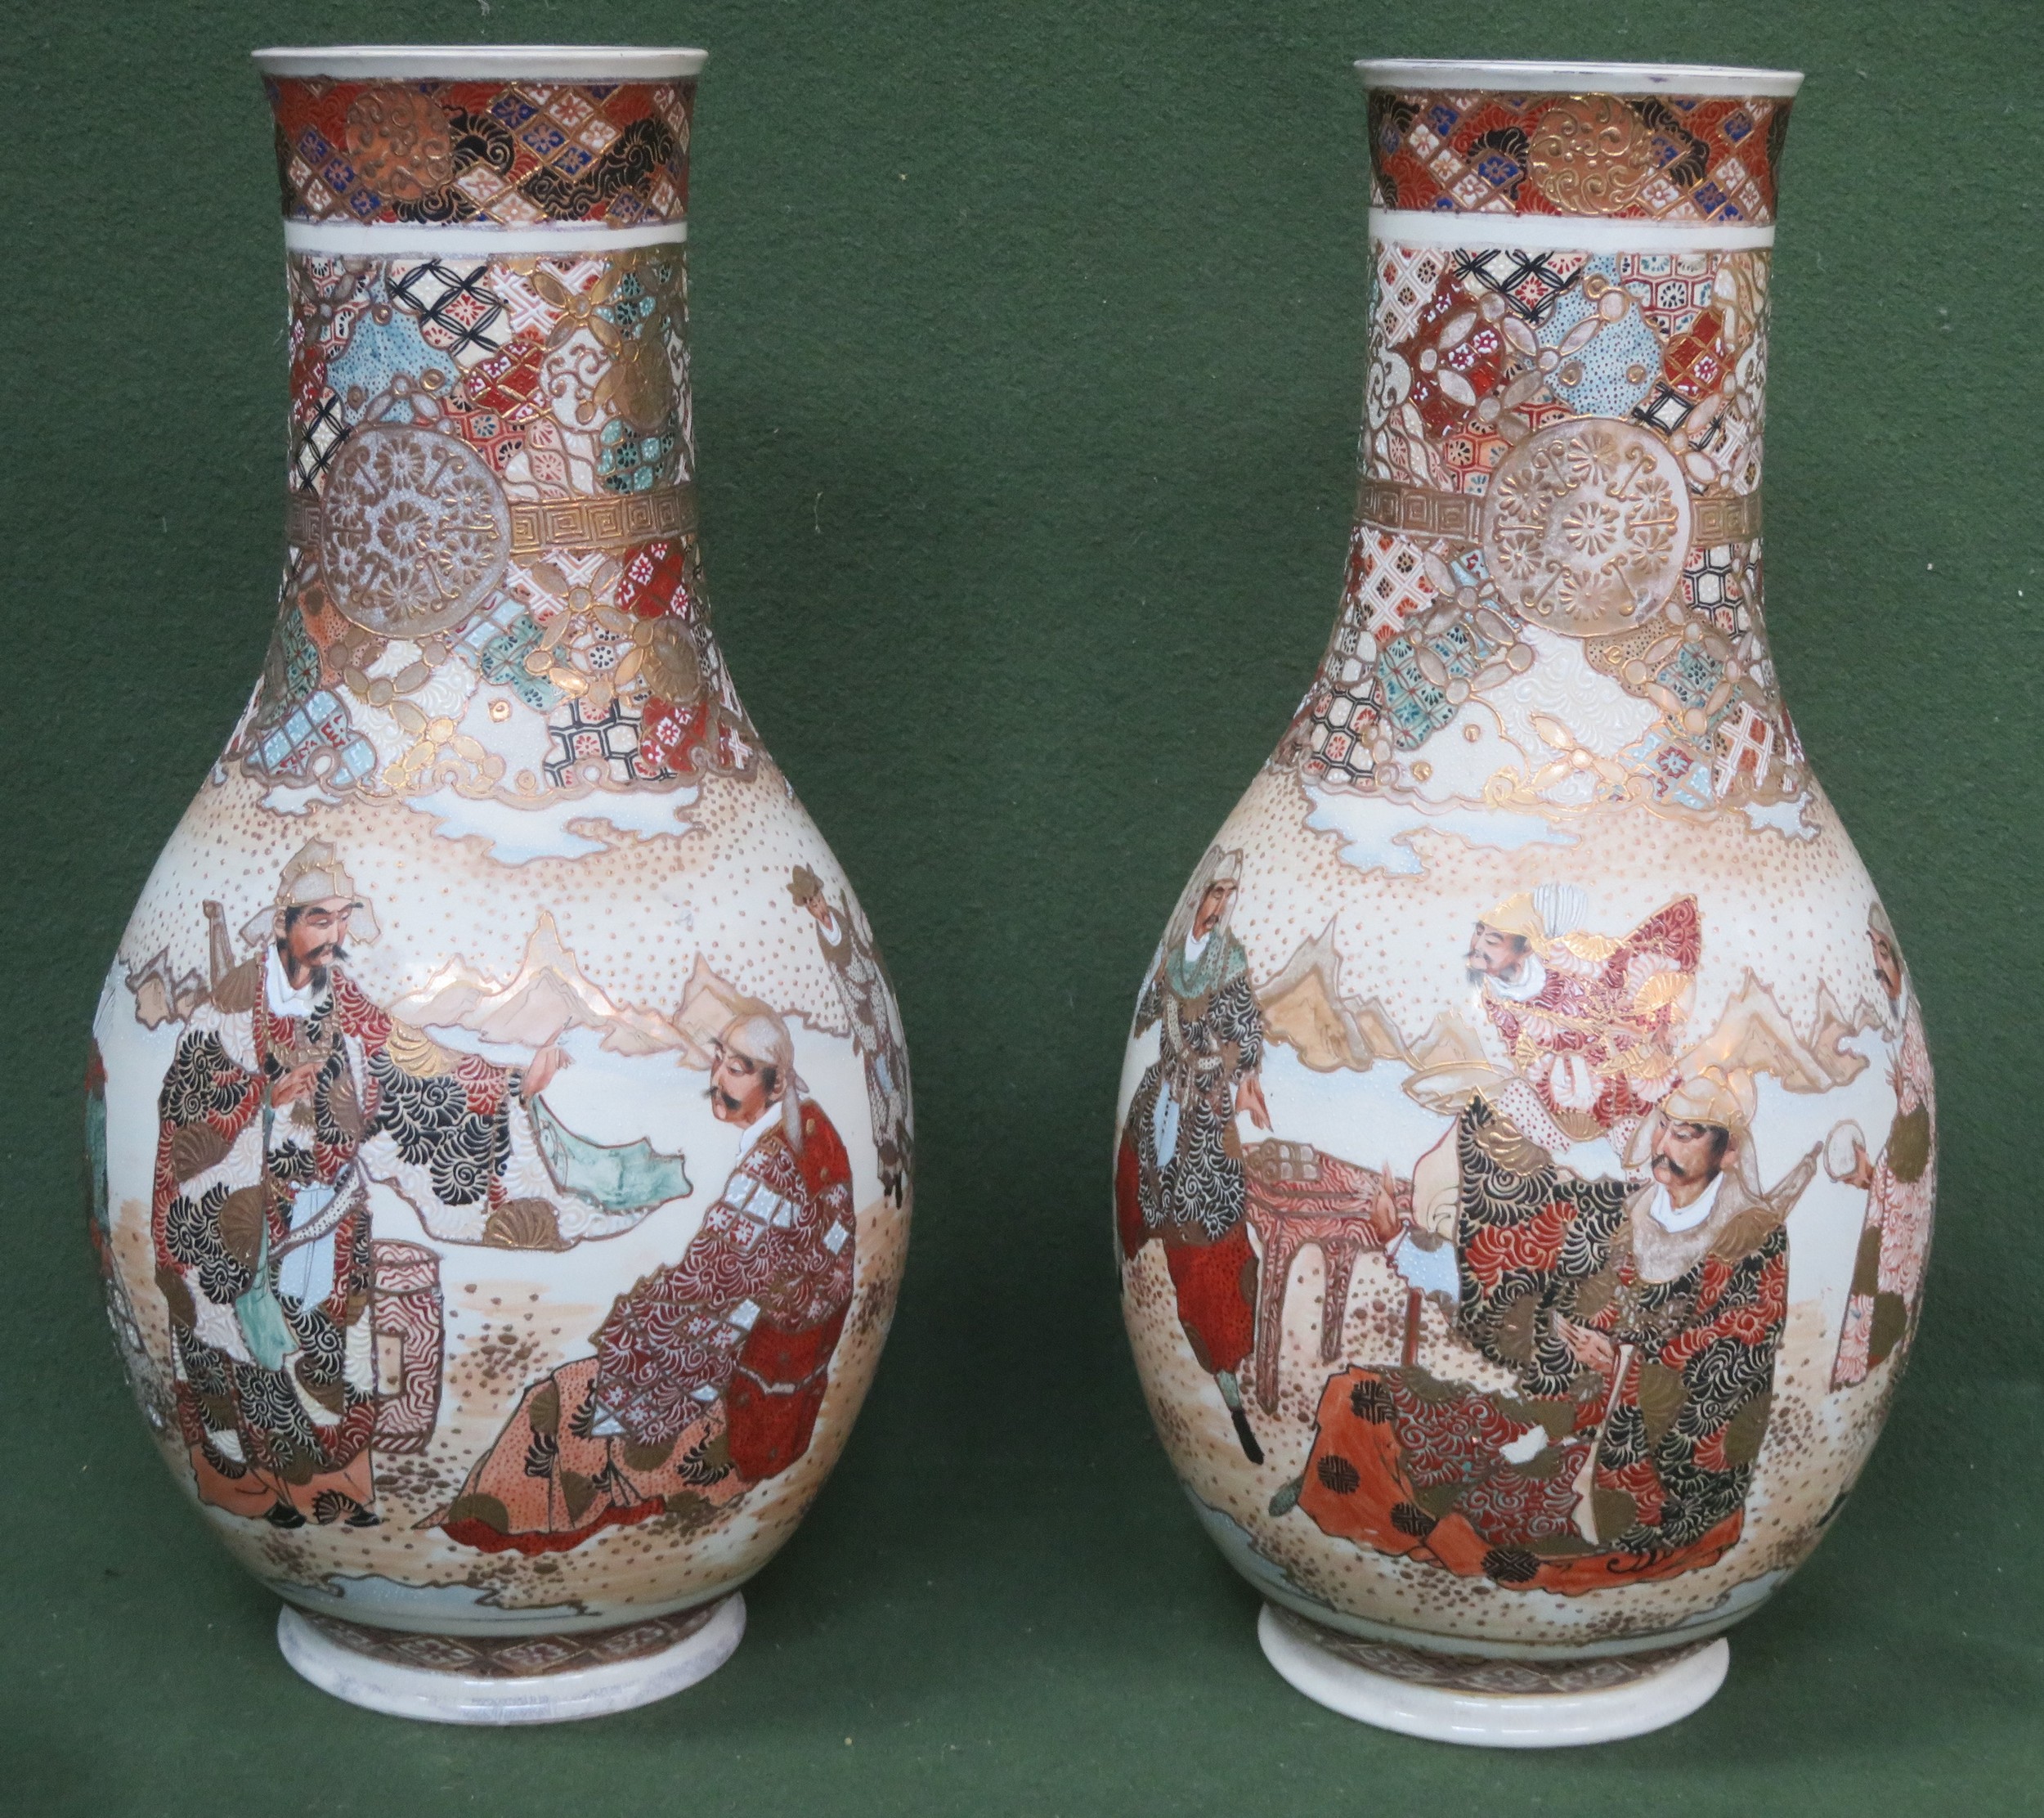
[1297, 1069, 1816, 1590]
[149, 842, 586, 1529]
[437, 1006, 858, 1555]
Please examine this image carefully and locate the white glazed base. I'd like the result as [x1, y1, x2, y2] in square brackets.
[1257, 1605, 1728, 1747]
[277, 1593, 745, 1724]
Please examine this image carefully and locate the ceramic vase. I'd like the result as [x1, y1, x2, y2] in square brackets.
[87, 43, 913, 1725]
[1114, 58, 1934, 1746]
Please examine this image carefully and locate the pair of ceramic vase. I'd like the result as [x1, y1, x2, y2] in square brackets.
[90, 47, 1935, 1746]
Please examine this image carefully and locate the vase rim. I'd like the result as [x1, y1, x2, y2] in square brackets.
[251, 44, 708, 80]
[1353, 58, 1802, 99]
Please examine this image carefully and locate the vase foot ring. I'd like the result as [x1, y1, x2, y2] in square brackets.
[277, 1593, 746, 1724]
[1257, 1604, 1728, 1748]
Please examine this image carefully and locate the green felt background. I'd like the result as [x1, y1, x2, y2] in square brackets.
[2, 0, 2038, 1809]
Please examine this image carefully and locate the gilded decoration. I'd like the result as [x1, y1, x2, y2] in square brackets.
[1367, 90, 1789, 222]
[1525, 96, 1657, 216]
[93, 50, 917, 1712]
[318, 424, 513, 637]
[1289, 236, 1794, 817]
[343, 87, 457, 202]
[1481, 418, 1690, 635]
[267, 78, 694, 227]
[237, 240, 752, 806]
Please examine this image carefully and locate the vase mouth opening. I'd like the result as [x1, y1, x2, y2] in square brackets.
[252, 44, 708, 81]
[1354, 58, 1802, 99]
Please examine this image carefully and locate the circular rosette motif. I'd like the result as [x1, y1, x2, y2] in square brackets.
[319, 424, 513, 638]
[1481, 419, 1692, 637]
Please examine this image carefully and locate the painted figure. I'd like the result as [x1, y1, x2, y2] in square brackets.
[150, 842, 674, 1528]
[1295, 1069, 1818, 1590]
[436, 1006, 857, 1555]
[1464, 884, 1700, 1152]
[1832, 905, 1938, 1386]
[1118, 848, 1274, 1462]
[790, 864, 913, 1207]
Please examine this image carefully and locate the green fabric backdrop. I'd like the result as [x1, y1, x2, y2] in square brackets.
[2, 0, 2038, 1809]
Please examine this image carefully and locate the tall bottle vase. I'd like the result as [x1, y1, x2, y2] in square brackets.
[1113, 57, 1934, 1747]
[88, 43, 914, 1725]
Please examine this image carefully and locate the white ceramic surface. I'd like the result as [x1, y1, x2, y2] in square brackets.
[277, 1594, 745, 1723]
[1257, 1606, 1729, 1746]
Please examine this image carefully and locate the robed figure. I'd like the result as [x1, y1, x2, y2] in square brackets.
[1297, 1072, 1816, 1591]
[1832, 905, 1938, 1387]
[150, 842, 684, 1528]
[790, 864, 912, 1207]
[437, 1008, 857, 1555]
[1463, 885, 1701, 1153]
[1117, 848, 1273, 1461]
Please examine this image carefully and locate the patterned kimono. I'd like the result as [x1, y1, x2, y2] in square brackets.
[1117, 929, 1264, 1377]
[437, 1099, 856, 1555]
[1299, 1097, 1804, 1592]
[1832, 981, 1938, 1386]
[152, 949, 539, 1524]
[1478, 897, 1701, 1147]
[811, 895, 913, 1206]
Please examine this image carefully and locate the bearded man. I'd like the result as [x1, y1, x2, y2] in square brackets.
[1831, 904, 1938, 1387]
[1296, 1070, 1817, 1591]
[150, 842, 663, 1529]
[1117, 848, 1273, 1463]
[148, 842, 580, 1521]
[437, 1007, 858, 1555]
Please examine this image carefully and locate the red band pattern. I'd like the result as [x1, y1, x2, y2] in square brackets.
[1367, 90, 1790, 224]
[266, 78, 693, 227]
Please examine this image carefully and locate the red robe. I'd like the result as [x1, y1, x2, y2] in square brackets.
[1480, 897, 1701, 1143]
[438, 1099, 857, 1555]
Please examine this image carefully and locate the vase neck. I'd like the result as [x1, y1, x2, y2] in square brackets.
[1286, 69, 1805, 822]
[236, 58, 758, 806]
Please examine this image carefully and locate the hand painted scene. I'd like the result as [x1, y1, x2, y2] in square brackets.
[1116, 765, 1933, 1652]
[92, 788, 911, 1634]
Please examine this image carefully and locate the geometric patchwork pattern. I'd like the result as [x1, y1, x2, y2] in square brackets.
[389, 262, 509, 362]
[1368, 88, 1789, 222]
[266, 78, 694, 227]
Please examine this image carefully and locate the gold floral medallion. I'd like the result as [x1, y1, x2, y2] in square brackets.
[1481, 418, 1692, 636]
[317, 424, 513, 638]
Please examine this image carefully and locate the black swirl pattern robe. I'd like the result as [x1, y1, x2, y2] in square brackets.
[150, 952, 537, 1523]
[1299, 1097, 1794, 1591]
[1117, 931, 1265, 1378]
[436, 1099, 857, 1555]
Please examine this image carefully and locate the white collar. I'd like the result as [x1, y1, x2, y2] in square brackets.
[264, 943, 324, 1018]
[1484, 949, 1548, 1003]
[1643, 1172, 1724, 1235]
[736, 1099, 785, 1161]
[1183, 927, 1213, 966]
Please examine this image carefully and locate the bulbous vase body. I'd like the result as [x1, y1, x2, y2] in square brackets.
[1114, 59, 1934, 1744]
[87, 45, 912, 1724]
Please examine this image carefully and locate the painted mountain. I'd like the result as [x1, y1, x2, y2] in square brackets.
[390, 911, 688, 1056]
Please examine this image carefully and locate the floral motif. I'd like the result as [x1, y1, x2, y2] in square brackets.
[267, 79, 693, 227]
[1369, 89, 1788, 222]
